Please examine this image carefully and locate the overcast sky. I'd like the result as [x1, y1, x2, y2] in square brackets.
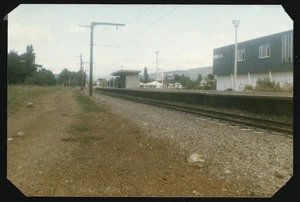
[8, 4, 293, 79]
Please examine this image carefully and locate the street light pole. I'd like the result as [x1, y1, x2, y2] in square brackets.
[156, 51, 159, 87]
[232, 20, 240, 91]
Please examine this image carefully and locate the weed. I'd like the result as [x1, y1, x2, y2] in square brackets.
[254, 78, 282, 92]
[81, 136, 104, 143]
[69, 123, 91, 132]
[281, 82, 293, 93]
[74, 91, 106, 113]
[61, 135, 103, 143]
[243, 84, 253, 91]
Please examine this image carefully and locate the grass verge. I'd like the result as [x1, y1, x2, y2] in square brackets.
[69, 123, 92, 132]
[74, 90, 106, 113]
[63, 90, 107, 143]
[7, 85, 63, 114]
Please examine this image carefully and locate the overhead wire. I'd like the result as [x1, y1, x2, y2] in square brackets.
[101, 5, 182, 59]
[94, 5, 154, 57]
[126, 5, 154, 25]
[109, 27, 118, 47]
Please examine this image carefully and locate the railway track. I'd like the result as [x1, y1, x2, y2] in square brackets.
[95, 89, 293, 135]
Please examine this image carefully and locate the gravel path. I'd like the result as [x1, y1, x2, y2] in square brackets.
[93, 92, 293, 197]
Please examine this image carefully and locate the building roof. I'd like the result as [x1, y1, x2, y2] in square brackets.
[214, 29, 293, 50]
[111, 70, 141, 76]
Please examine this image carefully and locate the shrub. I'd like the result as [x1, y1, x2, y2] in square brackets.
[281, 82, 293, 93]
[202, 80, 216, 90]
[243, 84, 253, 91]
[254, 78, 283, 92]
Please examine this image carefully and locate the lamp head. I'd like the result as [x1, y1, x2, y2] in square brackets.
[232, 20, 240, 27]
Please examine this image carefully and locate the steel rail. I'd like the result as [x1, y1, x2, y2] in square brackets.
[95, 89, 293, 135]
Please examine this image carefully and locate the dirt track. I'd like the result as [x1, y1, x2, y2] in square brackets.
[7, 88, 267, 196]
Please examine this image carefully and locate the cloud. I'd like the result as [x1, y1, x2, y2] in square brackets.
[211, 33, 231, 47]
[66, 25, 89, 36]
[155, 51, 212, 70]
[252, 5, 263, 12]
[185, 32, 202, 40]
[8, 20, 53, 50]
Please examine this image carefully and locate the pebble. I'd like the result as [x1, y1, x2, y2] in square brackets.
[273, 170, 284, 178]
[187, 154, 205, 163]
[27, 102, 34, 108]
[224, 169, 231, 175]
[17, 132, 25, 137]
[192, 190, 200, 195]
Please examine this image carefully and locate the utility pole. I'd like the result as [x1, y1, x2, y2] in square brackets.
[76, 54, 89, 90]
[156, 51, 159, 88]
[232, 20, 240, 91]
[80, 54, 83, 71]
[80, 54, 84, 90]
[80, 22, 125, 96]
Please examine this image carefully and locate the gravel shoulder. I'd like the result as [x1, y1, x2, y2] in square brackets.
[92, 91, 293, 197]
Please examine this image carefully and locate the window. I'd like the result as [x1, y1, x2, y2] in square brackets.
[237, 49, 245, 61]
[213, 54, 225, 59]
[282, 33, 293, 63]
[259, 44, 270, 58]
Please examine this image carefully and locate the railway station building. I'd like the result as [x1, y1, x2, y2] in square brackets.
[213, 29, 293, 91]
[111, 70, 141, 88]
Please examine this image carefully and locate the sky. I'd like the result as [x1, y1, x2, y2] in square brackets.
[8, 4, 293, 80]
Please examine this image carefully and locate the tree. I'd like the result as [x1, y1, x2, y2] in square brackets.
[7, 45, 37, 84]
[57, 68, 86, 87]
[144, 66, 149, 83]
[7, 50, 22, 84]
[197, 74, 203, 83]
[202, 73, 216, 90]
[206, 73, 214, 80]
[180, 74, 190, 88]
[57, 68, 71, 86]
[25, 68, 56, 86]
[19, 45, 37, 82]
[174, 74, 181, 83]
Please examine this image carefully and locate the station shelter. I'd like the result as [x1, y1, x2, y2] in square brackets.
[111, 70, 141, 88]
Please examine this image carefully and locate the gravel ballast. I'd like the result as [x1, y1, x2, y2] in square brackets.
[93, 92, 293, 197]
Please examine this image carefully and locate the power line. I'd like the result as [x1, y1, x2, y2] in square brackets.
[93, 6, 153, 50]
[101, 5, 181, 59]
[109, 27, 119, 46]
[126, 5, 154, 25]
[120, 6, 181, 47]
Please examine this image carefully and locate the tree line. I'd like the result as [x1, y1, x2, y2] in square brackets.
[8, 45, 86, 87]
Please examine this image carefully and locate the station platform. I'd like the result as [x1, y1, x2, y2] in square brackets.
[96, 87, 293, 118]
